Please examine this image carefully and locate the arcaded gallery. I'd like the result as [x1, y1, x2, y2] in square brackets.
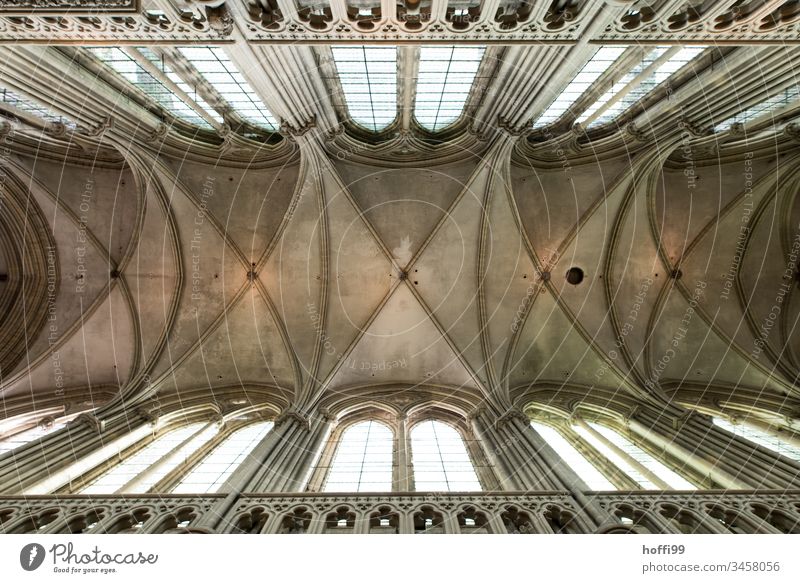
[0, 0, 799, 537]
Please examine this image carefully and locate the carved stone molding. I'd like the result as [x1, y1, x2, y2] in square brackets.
[68, 412, 106, 434]
[0, 0, 139, 14]
[275, 408, 311, 430]
[495, 407, 529, 428]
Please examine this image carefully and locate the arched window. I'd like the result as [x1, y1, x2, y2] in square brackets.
[530, 422, 616, 490]
[323, 420, 393, 492]
[414, 46, 485, 131]
[715, 85, 800, 131]
[172, 422, 273, 494]
[410, 420, 481, 492]
[80, 422, 217, 494]
[87, 47, 221, 129]
[713, 417, 800, 462]
[573, 422, 696, 490]
[0, 410, 82, 456]
[177, 46, 279, 131]
[331, 46, 397, 131]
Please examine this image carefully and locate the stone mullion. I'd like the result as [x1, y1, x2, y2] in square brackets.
[123, 47, 221, 130]
[54, 431, 160, 495]
[304, 421, 341, 493]
[117, 421, 216, 494]
[552, 423, 642, 491]
[221, 420, 297, 493]
[0, 46, 105, 128]
[395, 414, 412, 491]
[398, 46, 419, 133]
[636, 410, 800, 489]
[498, 416, 564, 490]
[0, 414, 148, 494]
[463, 425, 501, 491]
[575, 417, 672, 489]
[248, 419, 313, 492]
[148, 424, 234, 494]
[397, 509, 414, 534]
[187, 419, 301, 532]
[627, 418, 744, 489]
[511, 416, 615, 529]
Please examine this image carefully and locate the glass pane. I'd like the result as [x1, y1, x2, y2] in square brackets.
[0, 413, 78, 455]
[323, 420, 393, 493]
[172, 422, 274, 494]
[587, 46, 706, 128]
[177, 47, 278, 131]
[577, 47, 670, 124]
[0, 86, 76, 128]
[715, 84, 800, 131]
[713, 417, 800, 462]
[573, 424, 658, 489]
[414, 46, 485, 131]
[530, 422, 616, 490]
[331, 46, 397, 131]
[81, 423, 208, 494]
[532, 46, 626, 128]
[581, 422, 696, 489]
[410, 420, 481, 492]
[87, 47, 216, 129]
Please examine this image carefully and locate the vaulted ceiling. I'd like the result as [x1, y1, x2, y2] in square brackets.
[1, 0, 800, 426]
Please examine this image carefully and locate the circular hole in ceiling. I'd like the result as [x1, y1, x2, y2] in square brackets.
[565, 267, 584, 285]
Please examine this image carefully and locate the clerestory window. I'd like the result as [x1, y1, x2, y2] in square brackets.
[410, 420, 481, 492]
[323, 420, 393, 492]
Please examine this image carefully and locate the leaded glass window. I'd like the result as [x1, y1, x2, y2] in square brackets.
[714, 417, 800, 462]
[530, 422, 616, 490]
[414, 46, 485, 131]
[715, 85, 800, 131]
[172, 422, 273, 493]
[410, 420, 481, 492]
[87, 47, 216, 129]
[177, 47, 278, 130]
[533, 46, 626, 128]
[330, 46, 397, 131]
[323, 420, 393, 492]
[81, 423, 210, 494]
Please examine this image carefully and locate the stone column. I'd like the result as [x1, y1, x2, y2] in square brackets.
[0, 410, 149, 494]
[192, 407, 333, 532]
[394, 413, 412, 491]
[470, 406, 616, 528]
[633, 408, 800, 489]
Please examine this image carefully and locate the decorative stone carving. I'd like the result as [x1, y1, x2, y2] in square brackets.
[624, 121, 652, 143]
[205, 2, 233, 36]
[0, 0, 138, 13]
[68, 412, 106, 434]
[678, 116, 712, 138]
[275, 408, 310, 430]
[280, 115, 317, 140]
